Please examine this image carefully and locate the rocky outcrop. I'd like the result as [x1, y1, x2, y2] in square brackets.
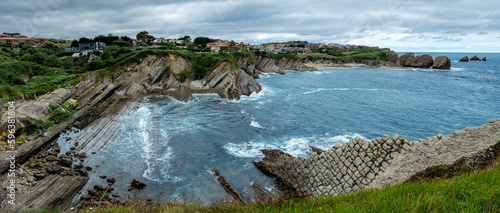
[16, 89, 72, 120]
[1, 175, 88, 212]
[396, 53, 414, 67]
[482, 57, 487, 61]
[214, 170, 245, 203]
[253, 120, 500, 198]
[386, 51, 398, 63]
[131, 179, 146, 189]
[459, 56, 469, 62]
[432, 56, 451, 69]
[254, 56, 317, 74]
[409, 54, 433, 68]
[470, 55, 480, 61]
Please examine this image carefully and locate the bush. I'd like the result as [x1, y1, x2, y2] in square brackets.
[43, 55, 62, 67]
[112, 40, 132, 47]
[32, 52, 47, 64]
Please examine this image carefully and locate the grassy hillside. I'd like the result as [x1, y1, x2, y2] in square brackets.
[0, 43, 255, 101]
[27, 160, 499, 213]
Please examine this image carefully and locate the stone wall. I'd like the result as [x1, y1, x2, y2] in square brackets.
[255, 120, 500, 198]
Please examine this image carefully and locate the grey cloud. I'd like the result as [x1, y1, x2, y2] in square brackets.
[0, 0, 498, 52]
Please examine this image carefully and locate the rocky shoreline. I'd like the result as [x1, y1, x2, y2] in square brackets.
[252, 120, 500, 199]
[0, 51, 492, 211]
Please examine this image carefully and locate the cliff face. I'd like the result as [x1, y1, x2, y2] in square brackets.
[0, 52, 319, 211]
[255, 56, 317, 74]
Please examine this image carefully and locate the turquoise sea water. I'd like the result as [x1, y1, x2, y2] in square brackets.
[65, 53, 500, 204]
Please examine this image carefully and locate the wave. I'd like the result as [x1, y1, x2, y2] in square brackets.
[223, 133, 365, 158]
[250, 120, 264, 129]
[135, 105, 184, 183]
[303, 88, 397, 95]
[239, 84, 276, 102]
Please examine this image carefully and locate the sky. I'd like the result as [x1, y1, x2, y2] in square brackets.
[1, 0, 499, 52]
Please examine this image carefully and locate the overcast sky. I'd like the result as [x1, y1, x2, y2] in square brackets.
[1, 0, 499, 52]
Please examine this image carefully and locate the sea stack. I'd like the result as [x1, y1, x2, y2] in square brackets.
[433, 56, 451, 70]
[482, 57, 487, 61]
[459, 56, 469, 62]
[470, 55, 480, 61]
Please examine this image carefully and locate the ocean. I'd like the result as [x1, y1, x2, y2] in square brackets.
[63, 52, 500, 204]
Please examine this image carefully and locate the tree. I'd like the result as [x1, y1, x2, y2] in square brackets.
[136, 31, 155, 44]
[71, 40, 79, 48]
[79, 37, 93, 43]
[94, 34, 119, 45]
[182, 35, 191, 43]
[112, 40, 132, 47]
[43, 55, 61, 67]
[120, 36, 132, 42]
[32, 52, 47, 64]
[194, 37, 214, 45]
[41, 41, 61, 51]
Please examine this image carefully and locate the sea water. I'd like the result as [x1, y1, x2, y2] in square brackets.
[68, 53, 500, 204]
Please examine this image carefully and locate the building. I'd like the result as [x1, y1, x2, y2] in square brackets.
[65, 42, 106, 53]
[0, 33, 71, 46]
[207, 40, 228, 52]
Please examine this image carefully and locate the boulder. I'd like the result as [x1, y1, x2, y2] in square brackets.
[397, 53, 414, 67]
[131, 179, 146, 189]
[459, 56, 469, 62]
[107, 178, 116, 184]
[46, 166, 62, 174]
[470, 55, 480, 61]
[45, 155, 60, 162]
[409, 54, 434, 68]
[482, 57, 487, 61]
[61, 157, 73, 167]
[432, 56, 451, 70]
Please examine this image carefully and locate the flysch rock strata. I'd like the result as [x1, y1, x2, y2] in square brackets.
[255, 119, 500, 198]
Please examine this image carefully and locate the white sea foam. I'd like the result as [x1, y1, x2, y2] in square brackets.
[250, 120, 264, 129]
[450, 67, 466, 72]
[303, 88, 397, 95]
[223, 133, 365, 158]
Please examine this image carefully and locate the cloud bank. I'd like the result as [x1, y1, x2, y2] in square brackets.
[1, 0, 499, 52]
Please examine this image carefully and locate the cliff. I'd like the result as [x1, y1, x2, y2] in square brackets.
[254, 119, 500, 198]
[0, 51, 317, 211]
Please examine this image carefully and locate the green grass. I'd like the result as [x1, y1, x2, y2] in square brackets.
[25, 162, 500, 213]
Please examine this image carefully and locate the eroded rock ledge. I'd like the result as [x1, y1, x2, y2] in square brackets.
[254, 119, 500, 198]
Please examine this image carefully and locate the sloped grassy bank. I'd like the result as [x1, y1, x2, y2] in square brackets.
[25, 158, 500, 212]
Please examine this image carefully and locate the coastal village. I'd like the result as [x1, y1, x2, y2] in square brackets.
[0, 32, 359, 55]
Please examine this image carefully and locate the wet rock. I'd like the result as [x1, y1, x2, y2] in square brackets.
[433, 56, 451, 70]
[94, 185, 104, 191]
[34, 172, 47, 180]
[76, 169, 88, 177]
[470, 55, 480, 61]
[46, 166, 62, 174]
[131, 179, 146, 189]
[74, 164, 84, 169]
[253, 149, 295, 177]
[85, 166, 92, 171]
[215, 172, 245, 203]
[100, 175, 107, 179]
[309, 145, 325, 155]
[61, 157, 73, 167]
[459, 56, 469, 62]
[482, 57, 487, 61]
[252, 182, 276, 203]
[107, 178, 116, 184]
[45, 155, 60, 162]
